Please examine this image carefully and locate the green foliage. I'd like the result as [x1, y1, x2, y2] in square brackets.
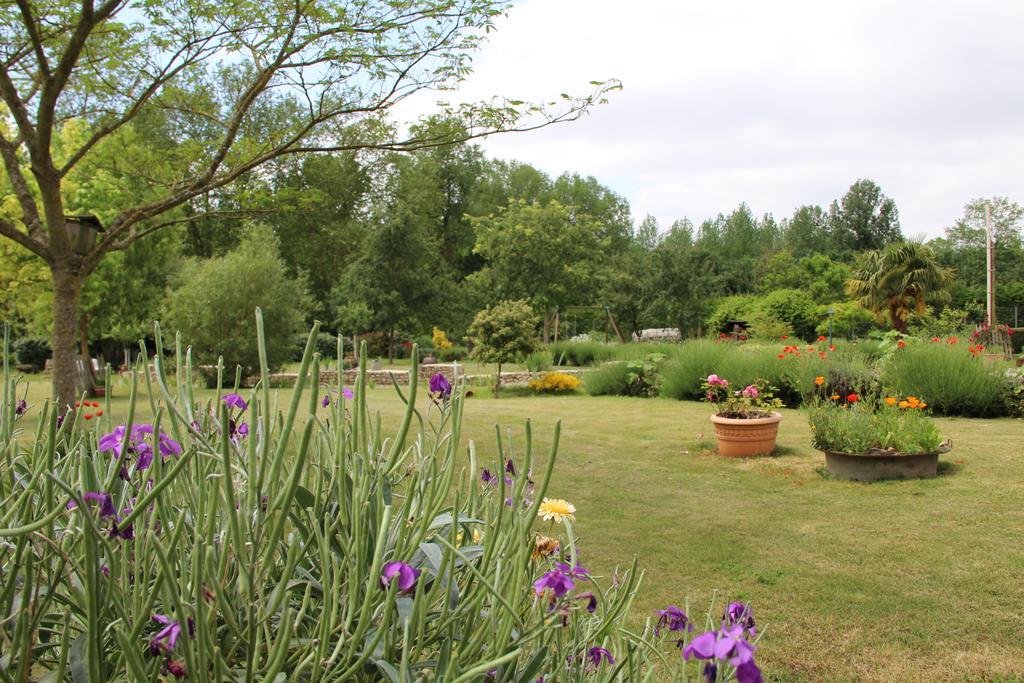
[467, 300, 538, 394]
[706, 295, 760, 334]
[660, 340, 730, 400]
[2, 328, 746, 682]
[524, 350, 553, 373]
[814, 301, 878, 339]
[471, 199, 609, 317]
[881, 342, 1008, 416]
[807, 398, 943, 455]
[547, 340, 615, 367]
[757, 289, 819, 340]
[829, 179, 902, 253]
[746, 313, 793, 341]
[437, 345, 469, 362]
[13, 336, 50, 371]
[164, 225, 310, 375]
[586, 355, 665, 397]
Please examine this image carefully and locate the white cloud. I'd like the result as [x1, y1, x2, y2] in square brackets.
[404, 0, 1024, 236]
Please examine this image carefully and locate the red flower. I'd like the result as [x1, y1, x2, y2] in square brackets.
[781, 335, 789, 340]
[96, 409, 104, 416]
[897, 340, 906, 348]
[947, 337, 958, 344]
[931, 337, 940, 342]
[92, 401, 101, 408]
[84, 413, 93, 420]
[846, 393, 859, 403]
[777, 353, 785, 359]
[829, 345, 836, 351]
[819, 352, 827, 359]
[817, 335, 826, 342]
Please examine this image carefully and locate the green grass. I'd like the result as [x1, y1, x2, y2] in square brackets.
[13, 376, 1024, 681]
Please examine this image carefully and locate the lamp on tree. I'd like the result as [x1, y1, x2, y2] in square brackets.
[64, 214, 104, 255]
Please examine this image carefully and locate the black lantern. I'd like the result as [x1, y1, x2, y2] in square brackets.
[64, 214, 104, 255]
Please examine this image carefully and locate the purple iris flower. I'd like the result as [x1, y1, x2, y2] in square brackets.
[81, 491, 117, 518]
[481, 468, 496, 485]
[533, 570, 575, 598]
[221, 393, 248, 411]
[505, 458, 516, 475]
[343, 387, 354, 400]
[15, 399, 27, 416]
[655, 605, 692, 636]
[682, 631, 717, 661]
[702, 662, 718, 682]
[98, 425, 128, 456]
[429, 373, 452, 398]
[586, 646, 615, 668]
[554, 561, 589, 581]
[236, 423, 248, 437]
[381, 561, 420, 593]
[735, 659, 764, 683]
[110, 507, 135, 540]
[135, 442, 154, 471]
[322, 394, 331, 408]
[158, 433, 182, 457]
[149, 614, 183, 655]
[714, 624, 756, 666]
[577, 591, 597, 613]
[725, 601, 756, 635]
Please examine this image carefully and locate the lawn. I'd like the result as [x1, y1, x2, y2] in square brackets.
[12, 374, 1024, 681]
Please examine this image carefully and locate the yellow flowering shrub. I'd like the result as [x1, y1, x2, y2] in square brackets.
[528, 372, 581, 394]
[431, 326, 453, 350]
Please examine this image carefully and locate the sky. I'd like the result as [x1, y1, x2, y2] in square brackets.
[404, 0, 1024, 238]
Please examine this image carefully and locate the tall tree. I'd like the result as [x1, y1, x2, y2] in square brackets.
[0, 0, 615, 410]
[846, 241, 955, 333]
[829, 179, 902, 253]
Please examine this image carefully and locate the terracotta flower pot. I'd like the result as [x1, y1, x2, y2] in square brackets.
[710, 412, 782, 457]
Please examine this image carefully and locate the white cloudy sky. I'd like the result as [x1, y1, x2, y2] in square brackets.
[408, 0, 1024, 237]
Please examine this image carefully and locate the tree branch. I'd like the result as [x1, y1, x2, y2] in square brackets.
[0, 218, 50, 262]
[0, 130, 46, 243]
[14, 0, 52, 78]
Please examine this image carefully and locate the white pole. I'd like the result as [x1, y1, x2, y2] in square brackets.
[986, 202, 995, 327]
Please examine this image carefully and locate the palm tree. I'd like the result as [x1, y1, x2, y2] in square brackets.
[846, 241, 955, 333]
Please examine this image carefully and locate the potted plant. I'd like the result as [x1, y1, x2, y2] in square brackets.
[702, 375, 783, 457]
[807, 394, 950, 482]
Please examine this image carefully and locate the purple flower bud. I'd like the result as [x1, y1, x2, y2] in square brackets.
[343, 387, 354, 400]
[429, 373, 452, 398]
[15, 399, 27, 416]
[587, 646, 615, 668]
[322, 394, 331, 408]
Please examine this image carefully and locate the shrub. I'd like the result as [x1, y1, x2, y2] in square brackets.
[13, 336, 50, 371]
[757, 288, 819, 340]
[661, 339, 729, 400]
[0, 325, 766, 681]
[814, 301, 878, 339]
[164, 225, 310, 377]
[528, 371, 581, 393]
[881, 341, 1008, 416]
[432, 326, 453, 350]
[584, 355, 664, 397]
[437, 345, 468, 362]
[524, 349, 553, 372]
[548, 340, 614, 366]
[584, 361, 632, 396]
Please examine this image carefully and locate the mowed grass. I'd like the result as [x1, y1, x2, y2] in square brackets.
[12, 375, 1024, 681]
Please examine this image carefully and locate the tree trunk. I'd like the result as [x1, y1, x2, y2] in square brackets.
[387, 326, 394, 363]
[52, 266, 84, 413]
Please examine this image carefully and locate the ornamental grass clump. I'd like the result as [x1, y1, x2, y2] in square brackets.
[0, 319, 762, 681]
[807, 394, 944, 455]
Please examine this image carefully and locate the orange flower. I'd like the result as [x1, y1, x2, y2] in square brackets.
[907, 396, 920, 408]
[830, 394, 840, 401]
[918, 402, 927, 409]
[781, 335, 789, 340]
[884, 396, 897, 406]
[818, 352, 827, 359]
[814, 376, 825, 386]
[947, 336, 958, 344]
[846, 393, 859, 403]
[898, 400, 910, 408]
[96, 409, 104, 416]
[931, 337, 940, 342]
[817, 335, 826, 342]
[829, 345, 836, 351]
[777, 353, 786, 359]
[897, 339, 906, 348]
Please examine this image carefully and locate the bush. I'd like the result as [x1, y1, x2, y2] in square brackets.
[757, 288, 819, 340]
[881, 341, 1008, 416]
[437, 345, 468, 362]
[808, 396, 943, 455]
[527, 371, 581, 393]
[13, 336, 50, 371]
[586, 355, 665, 397]
[467, 300, 539, 395]
[548, 340, 615, 366]
[661, 339, 729, 400]
[706, 295, 760, 333]
[164, 226, 310, 377]
[524, 349, 553, 372]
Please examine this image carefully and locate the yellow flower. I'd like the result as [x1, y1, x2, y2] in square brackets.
[918, 402, 927, 409]
[538, 498, 576, 524]
[814, 376, 825, 386]
[885, 396, 897, 406]
[898, 400, 910, 409]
